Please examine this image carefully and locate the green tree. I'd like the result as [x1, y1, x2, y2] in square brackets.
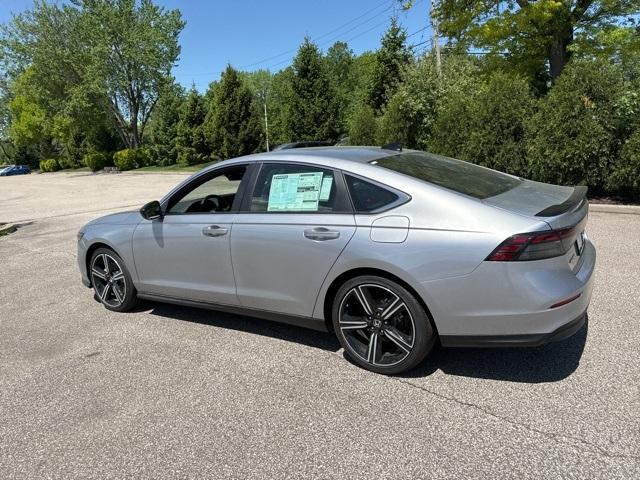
[326, 41, 355, 134]
[433, 71, 535, 176]
[368, 18, 412, 112]
[288, 38, 339, 142]
[432, 0, 640, 81]
[1, 0, 184, 149]
[348, 103, 378, 145]
[175, 87, 209, 166]
[526, 59, 632, 191]
[607, 127, 640, 198]
[147, 82, 184, 165]
[209, 65, 261, 159]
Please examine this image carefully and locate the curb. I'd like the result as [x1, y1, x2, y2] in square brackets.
[590, 203, 640, 215]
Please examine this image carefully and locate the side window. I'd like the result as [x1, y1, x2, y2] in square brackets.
[345, 175, 399, 212]
[167, 166, 246, 214]
[250, 163, 339, 213]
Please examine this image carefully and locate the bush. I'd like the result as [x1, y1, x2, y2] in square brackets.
[607, 128, 640, 198]
[526, 59, 628, 191]
[348, 104, 378, 145]
[83, 152, 108, 172]
[113, 149, 138, 170]
[57, 154, 82, 170]
[433, 71, 534, 177]
[176, 146, 207, 166]
[39, 158, 60, 172]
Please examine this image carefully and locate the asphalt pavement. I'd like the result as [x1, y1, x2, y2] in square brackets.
[1, 172, 639, 479]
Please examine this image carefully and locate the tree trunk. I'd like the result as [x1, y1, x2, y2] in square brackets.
[549, 26, 573, 81]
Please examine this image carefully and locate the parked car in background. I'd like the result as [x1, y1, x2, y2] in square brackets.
[272, 141, 334, 150]
[77, 147, 595, 375]
[0, 165, 31, 176]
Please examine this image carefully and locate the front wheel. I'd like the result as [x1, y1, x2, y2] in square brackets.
[89, 248, 138, 312]
[332, 276, 435, 375]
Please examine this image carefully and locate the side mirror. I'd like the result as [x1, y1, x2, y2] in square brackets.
[140, 200, 163, 220]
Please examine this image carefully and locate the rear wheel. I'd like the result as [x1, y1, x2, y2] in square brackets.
[90, 248, 138, 312]
[332, 275, 435, 375]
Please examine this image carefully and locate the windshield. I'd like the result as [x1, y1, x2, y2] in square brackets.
[373, 152, 522, 199]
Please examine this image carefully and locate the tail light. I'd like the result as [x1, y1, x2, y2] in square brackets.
[486, 227, 576, 261]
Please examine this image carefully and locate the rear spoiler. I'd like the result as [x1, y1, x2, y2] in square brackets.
[536, 186, 588, 217]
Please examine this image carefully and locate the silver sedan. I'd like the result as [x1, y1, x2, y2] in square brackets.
[77, 147, 595, 374]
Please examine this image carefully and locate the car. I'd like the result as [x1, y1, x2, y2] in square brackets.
[0, 164, 31, 176]
[272, 141, 334, 150]
[77, 147, 595, 374]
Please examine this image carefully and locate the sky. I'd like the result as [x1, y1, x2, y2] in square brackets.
[0, 0, 432, 90]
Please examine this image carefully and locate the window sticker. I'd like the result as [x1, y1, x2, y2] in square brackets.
[319, 176, 333, 201]
[267, 172, 324, 211]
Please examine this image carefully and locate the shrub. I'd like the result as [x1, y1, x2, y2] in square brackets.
[83, 152, 108, 172]
[113, 149, 138, 170]
[607, 128, 640, 198]
[526, 59, 628, 192]
[39, 158, 60, 172]
[433, 71, 534, 177]
[57, 155, 82, 170]
[177, 146, 207, 166]
[348, 104, 378, 145]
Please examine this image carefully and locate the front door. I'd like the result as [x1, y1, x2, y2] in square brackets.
[132, 165, 248, 305]
[231, 162, 356, 317]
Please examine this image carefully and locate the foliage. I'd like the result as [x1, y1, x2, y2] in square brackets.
[433, 71, 535, 177]
[39, 157, 59, 172]
[209, 65, 261, 159]
[432, 0, 640, 81]
[113, 148, 145, 171]
[176, 87, 209, 166]
[1, 0, 184, 149]
[607, 127, 640, 198]
[288, 38, 339, 142]
[368, 18, 412, 112]
[147, 82, 184, 166]
[348, 103, 378, 146]
[83, 151, 109, 172]
[526, 59, 632, 191]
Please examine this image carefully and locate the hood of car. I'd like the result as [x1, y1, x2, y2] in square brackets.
[85, 210, 142, 227]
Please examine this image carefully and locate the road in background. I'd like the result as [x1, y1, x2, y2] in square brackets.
[1, 172, 639, 479]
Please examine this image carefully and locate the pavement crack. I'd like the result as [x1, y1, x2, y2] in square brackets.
[394, 377, 639, 462]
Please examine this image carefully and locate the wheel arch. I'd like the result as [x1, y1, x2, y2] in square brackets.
[84, 241, 120, 286]
[321, 267, 438, 335]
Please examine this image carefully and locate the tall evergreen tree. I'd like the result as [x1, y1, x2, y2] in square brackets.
[147, 82, 184, 165]
[210, 65, 261, 159]
[175, 86, 209, 165]
[288, 38, 339, 142]
[368, 18, 412, 113]
[326, 41, 355, 135]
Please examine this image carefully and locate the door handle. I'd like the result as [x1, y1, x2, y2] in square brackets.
[304, 227, 340, 241]
[202, 225, 228, 237]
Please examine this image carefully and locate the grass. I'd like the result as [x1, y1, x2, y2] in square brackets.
[134, 161, 217, 173]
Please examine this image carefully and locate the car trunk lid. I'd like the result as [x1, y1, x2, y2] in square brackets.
[483, 179, 588, 230]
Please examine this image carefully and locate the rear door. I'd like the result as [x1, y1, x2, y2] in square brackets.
[231, 162, 356, 317]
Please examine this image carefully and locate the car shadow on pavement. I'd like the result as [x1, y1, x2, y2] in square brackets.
[144, 302, 342, 353]
[405, 318, 589, 383]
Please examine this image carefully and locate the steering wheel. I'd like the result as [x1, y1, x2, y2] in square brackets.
[200, 194, 221, 212]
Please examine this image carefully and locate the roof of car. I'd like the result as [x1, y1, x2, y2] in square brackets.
[230, 146, 401, 165]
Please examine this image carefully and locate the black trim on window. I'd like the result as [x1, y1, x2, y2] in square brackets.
[238, 161, 353, 214]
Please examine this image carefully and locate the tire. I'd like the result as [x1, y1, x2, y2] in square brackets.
[89, 247, 138, 312]
[332, 275, 435, 375]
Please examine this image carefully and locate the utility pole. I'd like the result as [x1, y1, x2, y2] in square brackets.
[263, 100, 270, 152]
[431, 0, 442, 75]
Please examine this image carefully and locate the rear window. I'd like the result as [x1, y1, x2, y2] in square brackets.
[373, 152, 522, 199]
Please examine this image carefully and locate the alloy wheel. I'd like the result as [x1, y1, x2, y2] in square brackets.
[338, 283, 415, 367]
[91, 253, 127, 308]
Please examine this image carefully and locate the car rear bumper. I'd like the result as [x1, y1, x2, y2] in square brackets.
[440, 309, 587, 347]
[421, 237, 596, 344]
